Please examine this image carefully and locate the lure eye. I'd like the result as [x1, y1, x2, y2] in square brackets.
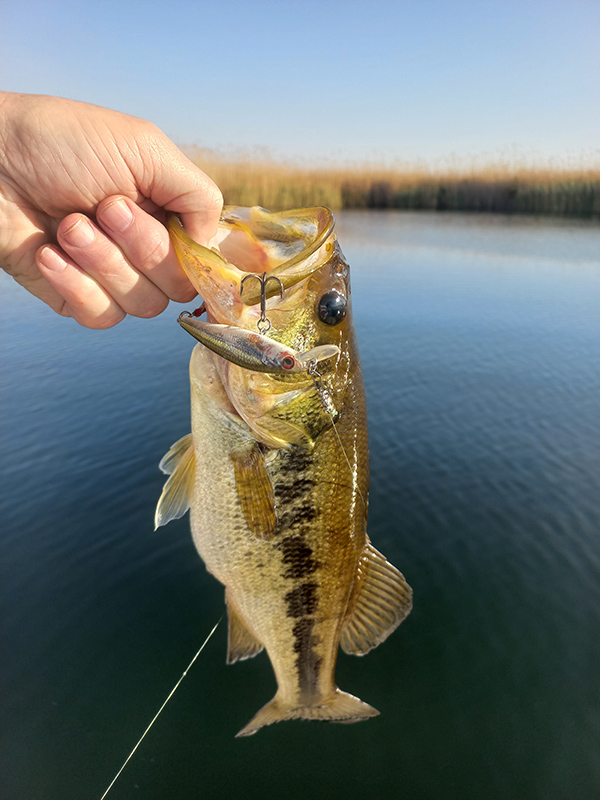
[281, 354, 296, 370]
[318, 291, 347, 326]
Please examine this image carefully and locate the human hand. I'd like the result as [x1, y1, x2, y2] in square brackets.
[0, 92, 222, 328]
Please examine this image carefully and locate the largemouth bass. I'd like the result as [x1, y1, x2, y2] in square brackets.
[155, 206, 412, 737]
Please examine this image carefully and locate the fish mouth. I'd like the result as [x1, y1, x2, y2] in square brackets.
[168, 206, 335, 323]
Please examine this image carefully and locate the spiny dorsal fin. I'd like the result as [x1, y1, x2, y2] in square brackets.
[340, 542, 413, 656]
[230, 444, 277, 539]
[226, 593, 264, 664]
[154, 434, 195, 530]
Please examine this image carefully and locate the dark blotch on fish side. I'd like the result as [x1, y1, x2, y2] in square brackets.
[279, 448, 312, 475]
[278, 502, 318, 531]
[274, 476, 315, 503]
[281, 535, 320, 579]
[285, 582, 319, 618]
[292, 617, 323, 691]
[292, 618, 316, 652]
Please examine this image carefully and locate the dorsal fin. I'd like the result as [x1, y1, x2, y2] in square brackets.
[340, 543, 413, 656]
[226, 593, 264, 664]
[154, 434, 195, 530]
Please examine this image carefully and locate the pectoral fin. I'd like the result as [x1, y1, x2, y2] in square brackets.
[340, 543, 413, 656]
[226, 593, 264, 664]
[154, 434, 196, 530]
[231, 445, 277, 539]
[251, 416, 316, 450]
[158, 433, 194, 475]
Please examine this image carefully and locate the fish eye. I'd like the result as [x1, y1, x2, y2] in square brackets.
[281, 354, 296, 370]
[318, 291, 347, 326]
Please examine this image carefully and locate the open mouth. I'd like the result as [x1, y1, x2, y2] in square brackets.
[167, 206, 336, 310]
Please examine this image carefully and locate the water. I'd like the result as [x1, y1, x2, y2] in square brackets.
[1, 211, 599, 800]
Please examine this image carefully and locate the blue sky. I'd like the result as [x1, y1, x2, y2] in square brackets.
[2, 0, 598, 167]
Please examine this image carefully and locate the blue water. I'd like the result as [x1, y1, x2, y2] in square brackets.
[2, 211, 599, 800]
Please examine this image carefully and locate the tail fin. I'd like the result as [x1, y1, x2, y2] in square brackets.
[235, 689, 379, 737]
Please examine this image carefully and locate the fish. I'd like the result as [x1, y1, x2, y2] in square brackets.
[155, 206, 412, 737]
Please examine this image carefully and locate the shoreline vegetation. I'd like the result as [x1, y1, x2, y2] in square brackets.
[186, 149, 600, 219]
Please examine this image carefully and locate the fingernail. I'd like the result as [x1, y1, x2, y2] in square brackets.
[63, 217, 95, 248]
[39, 247, 67, 272]
[100, 198, 133, 233]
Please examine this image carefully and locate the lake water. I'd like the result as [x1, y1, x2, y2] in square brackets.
[2, 211, 599, 800]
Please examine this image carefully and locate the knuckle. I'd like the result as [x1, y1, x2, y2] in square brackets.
[132, 292, 169, 319]
[170, 284, 198, 304]
[69, 285, 126, 329]
[139, 233, 169, 271]
[206, 182, 224, 211]
[78, 308, 126, 330]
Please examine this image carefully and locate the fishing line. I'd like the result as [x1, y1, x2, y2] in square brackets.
[330, 415, 367, 515]
[308, 362, 367, 515]
[99, 616, 222, 800]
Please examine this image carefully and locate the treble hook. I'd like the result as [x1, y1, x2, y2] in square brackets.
[240, 272, 284, 334]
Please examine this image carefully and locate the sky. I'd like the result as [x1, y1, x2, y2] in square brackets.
[1, 0, 599, 168]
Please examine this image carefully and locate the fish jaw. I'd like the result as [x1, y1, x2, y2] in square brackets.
[168, 213, 247, 325]
[168, 207, 336, 325]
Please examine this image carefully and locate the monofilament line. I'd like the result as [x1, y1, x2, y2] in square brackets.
[330, 416, 367, 514]
[308, 361, 367, 514]
[99, 617, 222, 800]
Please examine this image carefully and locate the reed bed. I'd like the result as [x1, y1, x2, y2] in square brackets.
[185, 149, 600, 218]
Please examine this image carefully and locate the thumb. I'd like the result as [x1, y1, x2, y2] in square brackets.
[140, 129, 223, 246]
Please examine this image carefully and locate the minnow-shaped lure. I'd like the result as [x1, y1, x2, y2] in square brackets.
[177, 314, 339, 374]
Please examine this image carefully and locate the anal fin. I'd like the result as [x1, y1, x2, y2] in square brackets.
[226, 593, 264, 665]
[340, 542, 413, 656]
[231, 444, 277, 539]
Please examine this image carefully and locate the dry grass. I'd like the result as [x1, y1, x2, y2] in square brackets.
[184, 148, 600, 218]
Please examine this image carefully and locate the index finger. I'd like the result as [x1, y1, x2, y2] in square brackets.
[96, 196, 197, 303]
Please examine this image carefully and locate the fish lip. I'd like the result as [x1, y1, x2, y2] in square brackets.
[167, 207, 337, 311]
[223, 206, 336, 306]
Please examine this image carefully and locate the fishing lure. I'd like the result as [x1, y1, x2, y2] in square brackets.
[177, 313, 339, 374]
